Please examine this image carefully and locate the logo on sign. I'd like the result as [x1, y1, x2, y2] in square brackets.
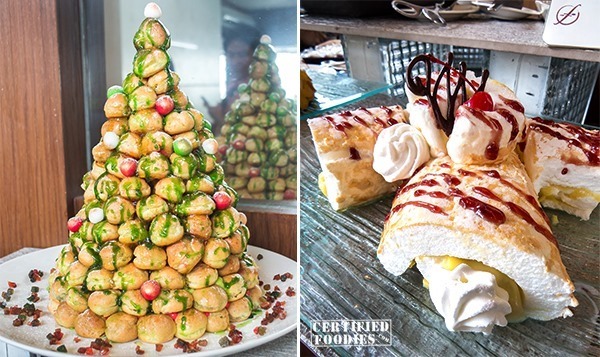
[311, 319, 392, 346]
[554, 4, 581, 26]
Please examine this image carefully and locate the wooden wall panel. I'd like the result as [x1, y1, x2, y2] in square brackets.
[237, 200, 297, 261]
[0, 1, 86, 257]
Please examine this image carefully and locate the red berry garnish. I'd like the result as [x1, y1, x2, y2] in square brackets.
[218, 145, 228, 155]
[283, 189, 296, 200]
[248, 168, 260, 178]
[464, 91, 493, 111]
[67, 217, 83, 232]
[167, 312, 178, 320]
[155, 95, 174, 116]
[140, 280, 161, 301]
[232, 140, 245, 150]
[213, 192, 232, 210]
[119, 158, 138, 177]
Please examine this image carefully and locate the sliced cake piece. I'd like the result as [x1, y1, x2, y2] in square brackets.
[522, 117, 600, 220]
[378, 153, 577, 333]
[308, 106, 408, 210]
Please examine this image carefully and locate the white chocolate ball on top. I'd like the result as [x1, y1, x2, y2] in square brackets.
[88, 208, 105, 224]
[260, 35, 271, 44]
[103, 132, 120, 149]
[202, 138, 218, 155]
[144, 2, 162, 19]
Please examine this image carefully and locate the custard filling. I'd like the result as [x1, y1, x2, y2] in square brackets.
[540, 185, 600, 202]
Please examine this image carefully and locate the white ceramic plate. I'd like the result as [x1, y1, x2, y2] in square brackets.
[472, 1, 543, 20]
[0, 245, 297, 356]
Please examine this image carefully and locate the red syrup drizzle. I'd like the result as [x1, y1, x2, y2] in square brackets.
[529, 117, 600, 166]
[381, 105, 393, 116]
[392, 167, 557, 243]
[323, 106, 399, 160]
[392, 171, 505, 225]
[414, 190, 450, 199]
[472, 186, 557, 247]
[391, 201, 447, 216]
[463, 106, 503, 161]
[398, 178, 440, 195]
[324, 116, 351, 135]
[459, 195, 506, 225]
[496, 108, 519, 141]
[499, 95, 525, 113]
[474, 169, 551, 226]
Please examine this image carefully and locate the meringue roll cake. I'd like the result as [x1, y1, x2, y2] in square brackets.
[522, 117, 600, 220]
[376, 54, 578, 334]
[308, 106, 408, 210]
[378, 154, 577, 332]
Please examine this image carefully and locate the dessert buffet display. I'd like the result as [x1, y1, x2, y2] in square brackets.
[309, 53, 599, 334]
[43, 3, 282, 347]
[216, 37, 297, 201]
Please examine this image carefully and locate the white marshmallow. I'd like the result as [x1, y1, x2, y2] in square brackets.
[260, 35, 271, 44]
[144, 2, 162, 19]
[202, 138, 218, 155]
[88, 208, 105, 224]
[103, 132, 120, 150]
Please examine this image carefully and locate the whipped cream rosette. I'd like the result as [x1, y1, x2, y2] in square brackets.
[405, 54, 526, 165]
[417, 257, 512, 334]
[373, 123, 430, 182]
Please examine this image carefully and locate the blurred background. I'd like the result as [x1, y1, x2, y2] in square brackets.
[99, 0, 297, 166]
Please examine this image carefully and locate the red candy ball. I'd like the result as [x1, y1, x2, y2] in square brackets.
[213, 191, 232, 210]
[67, 217, 83, 232]
[140, 280, 161, 301]
[119, 158, 138, 177]
[283, 189, 296, 200]
[155, 95, 175, 116]
[464, 91, 494, 112]
[248, 168, 260, 178]
[232, 140, 245, 150]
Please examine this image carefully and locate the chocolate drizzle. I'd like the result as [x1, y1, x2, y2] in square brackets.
[406, 53, 489, 136]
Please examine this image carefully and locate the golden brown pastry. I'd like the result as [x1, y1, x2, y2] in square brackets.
[308, 106, 408, 210]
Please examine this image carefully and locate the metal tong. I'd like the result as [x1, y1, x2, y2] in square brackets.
[391, 0, 455, 26]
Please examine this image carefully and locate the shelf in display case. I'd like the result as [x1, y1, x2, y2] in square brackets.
[300, 16, 600, 63]
[301, 69, 393, 119]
